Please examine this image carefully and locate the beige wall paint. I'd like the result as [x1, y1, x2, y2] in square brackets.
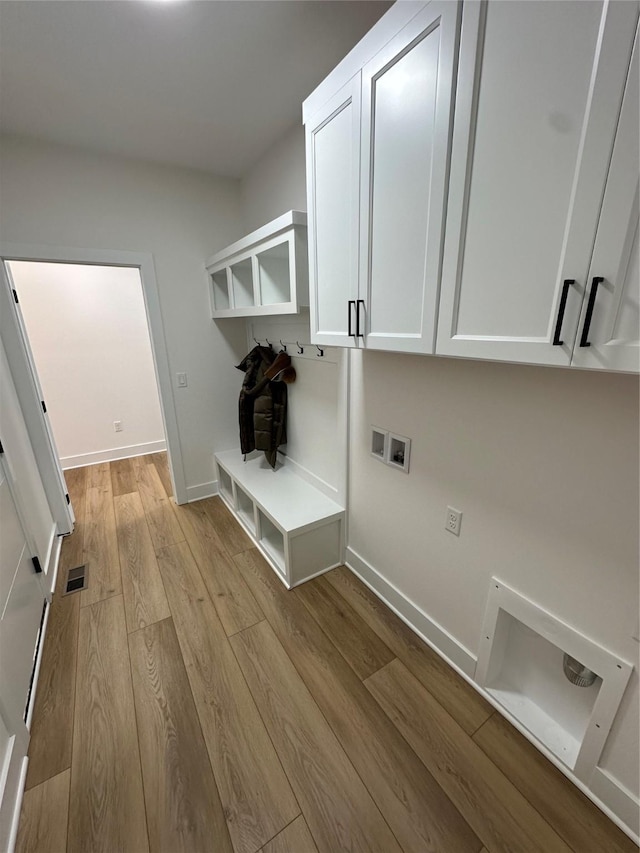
[0, 134, 246, 494]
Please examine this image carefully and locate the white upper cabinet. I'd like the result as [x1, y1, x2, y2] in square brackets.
[305, 1, 460, 352]
[571, 29, 639, 373]
[437, 0, 639, 370]
[306, 77, 361, 347]
[360, 1, 460, 353]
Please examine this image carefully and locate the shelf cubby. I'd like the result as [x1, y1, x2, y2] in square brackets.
[211, 270, 230, 311]
[257, 510, 286, 578]
[235, 483, 256, 536]
[206, 211, 307, 318]
[230, 258, 255, 309]
[218, 466, 233, 505]
[257, 242, 291, 305]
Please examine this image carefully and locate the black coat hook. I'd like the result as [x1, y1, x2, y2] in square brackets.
[316, 345, 324, 357]
[280, 340, 287, 352]
[296, 341, 304, 354]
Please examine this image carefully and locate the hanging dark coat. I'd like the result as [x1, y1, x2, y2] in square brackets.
[236, 346, 287, 469]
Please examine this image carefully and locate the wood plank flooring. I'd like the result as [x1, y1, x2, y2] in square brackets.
[16, 771, 70, 853]
[129, 617, 233, 853]
[16, 453, 637, 853]
[68, 594, 149, 853]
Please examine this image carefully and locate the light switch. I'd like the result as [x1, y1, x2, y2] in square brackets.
[176, 372, 188, 387]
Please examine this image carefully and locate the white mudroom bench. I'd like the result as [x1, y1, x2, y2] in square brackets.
[214, 449, 344, 587]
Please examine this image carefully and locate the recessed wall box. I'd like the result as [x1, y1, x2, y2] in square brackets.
[476, 579, 633, 780]
[371, 427, 388, 462]
[388, 433, 411, 473]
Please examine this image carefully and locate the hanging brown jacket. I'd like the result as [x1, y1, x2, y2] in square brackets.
[236, 346, 287, 469]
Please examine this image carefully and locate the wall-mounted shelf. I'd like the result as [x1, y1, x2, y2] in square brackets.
[476, 579, 633, 781]
[206, 211, 308, 318]
[214, 449, 344, 587]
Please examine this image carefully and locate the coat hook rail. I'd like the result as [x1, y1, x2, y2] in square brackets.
[252, 337, 326, 358]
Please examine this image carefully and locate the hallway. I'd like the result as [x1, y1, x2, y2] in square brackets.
[15, 454, 635, 853]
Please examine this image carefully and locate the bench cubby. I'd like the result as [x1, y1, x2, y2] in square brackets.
[215, 449, 344, 588]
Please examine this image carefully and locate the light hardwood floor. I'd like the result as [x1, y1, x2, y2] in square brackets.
[15, 453, 636, 853]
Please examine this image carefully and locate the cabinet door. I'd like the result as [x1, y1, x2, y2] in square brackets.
[306, 76, 361, 347]
[572, 26, 639, 373]
[359, 1, 460, 353]
[437, 0, 639, 366]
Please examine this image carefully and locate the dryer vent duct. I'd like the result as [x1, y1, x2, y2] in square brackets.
[563, 653, 597, 687]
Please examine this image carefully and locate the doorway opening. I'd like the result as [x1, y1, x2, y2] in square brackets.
[1, 246, 185, 515]
[7, 260, 167, 470]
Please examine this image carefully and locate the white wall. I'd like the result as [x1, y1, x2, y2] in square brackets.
[239, 120, 640, 827]
[241, 124, 307, 233]
[8, 261, 165, 468]
[240, 125, 345, 500]
[246, 313, 343, 499]
[0, 135, 247, 498]
[349, 350, 639, 802]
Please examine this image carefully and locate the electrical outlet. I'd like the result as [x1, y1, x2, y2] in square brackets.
[113, 420, 123, 432]
[446, 506, 462, 536]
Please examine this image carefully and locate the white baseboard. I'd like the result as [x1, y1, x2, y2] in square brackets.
[345, 546, 476, 677]
[590, 767, 640, 841]
[61, 440, 166, 469]
[344, 546, 640, 844]
[186, 480, 219, 503]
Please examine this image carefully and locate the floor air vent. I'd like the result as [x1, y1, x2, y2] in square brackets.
[63, 565, 88, 595]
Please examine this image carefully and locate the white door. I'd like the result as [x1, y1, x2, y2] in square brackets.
[0, 261, 72, 535]
[437, 0, 639, 366]
[359, 0, 460, 354]
[0, 455, 46, 851]
[0, 700, 29, 853]
[0, 336, 59, 596]
[571, 25, 639, 373]
[307, 75, 361, 347]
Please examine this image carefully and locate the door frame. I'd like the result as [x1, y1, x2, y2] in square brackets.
[0, 243, 187, 506]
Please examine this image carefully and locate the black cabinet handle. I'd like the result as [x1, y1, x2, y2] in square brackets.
[579, 277, 603, 348]
[348, 300, 356, 337]
[356, 299, 365, 338]
[552, 279, 574, 346]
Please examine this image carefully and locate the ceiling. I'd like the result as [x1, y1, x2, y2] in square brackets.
[0, 0, 390, 178]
